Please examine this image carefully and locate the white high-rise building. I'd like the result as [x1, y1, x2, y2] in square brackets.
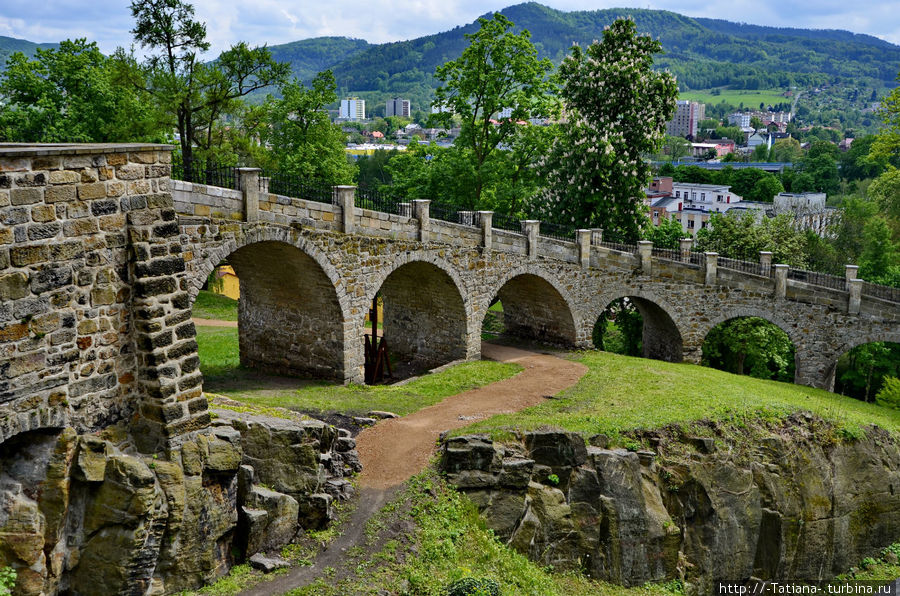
[340, 98, 366, 121]
[666, 100, 705, 138]
[386, 98, 410, 118]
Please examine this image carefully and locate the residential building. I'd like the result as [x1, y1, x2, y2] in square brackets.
[340, 98, 366, 121]
[386, 98, 411, 118]
[690, 140, 736, 159]
[666, 100, 705, 138]
[672, 182, 741, 213]
[728, 113, 751, 128]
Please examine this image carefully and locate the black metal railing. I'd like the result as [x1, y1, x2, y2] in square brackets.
[599, 241, 638, 254]
[861, 281, 900, 302]
[355, 186, 404, 215]
[429, 203, 461, 224]
[787, 268, 847, 291]
[689, 251, 706, 266]
[540, 222, 576, 241]
[492, 212, 523, 234]
[262, 170, 334, 205]
[718, 257, 765, 277]
[651, 247, 682, 261]
[172, 156, 237, 189]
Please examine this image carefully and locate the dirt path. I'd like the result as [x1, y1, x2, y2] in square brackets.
[193, 317, 237, 327]
[238, 343, 587, 595]
[356, 342, 587, 489]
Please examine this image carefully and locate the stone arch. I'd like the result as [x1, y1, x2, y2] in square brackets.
[364, 253, 473, 373]
[695, 307, 802, 383]
[0, 406, 68, 447]
[824, 329, 900, 392]
[593, 289, 684, 362]
[482, 265, 581, 347]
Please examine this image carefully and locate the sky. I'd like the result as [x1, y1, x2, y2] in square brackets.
[1, 0, 899, 56]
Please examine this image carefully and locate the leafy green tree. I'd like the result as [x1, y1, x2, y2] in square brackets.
[539, 18, 677, 241]
[868, 167, 900, 220]
[644, 216, 684, 249]
[663, 135, 691, 161]
[748, 173, 784, 202]
[118, 0, 289, 177]
[702, 317, 795, 381]
[858, 216, 899, 285]
[259, 72, 353, 183]
[696, 211, 808, 266]
[836, 342, 900, 402]
[432, 13, 555, 208]
[772, 137, 803, 163]
[0, 39, 159, 142]
[876, 376, 900, 410]
[593, 298, 642, 356]
[357, 149, 399, 187]
[795, 141, 840, 194]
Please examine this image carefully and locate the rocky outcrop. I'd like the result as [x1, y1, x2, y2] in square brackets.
[0, 404, 359, 596]
[441, 416, 900, 595]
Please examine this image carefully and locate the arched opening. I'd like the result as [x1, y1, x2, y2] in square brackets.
[592, 296, 683, 362]
[833, 342, 900, 403]
[192, 240, 346, 382]
[368, 261, 468, 381]
[701, 317, 796, 382]
[481, 274, 577, 347]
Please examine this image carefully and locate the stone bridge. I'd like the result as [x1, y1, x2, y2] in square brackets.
[1, 143, 899, 451]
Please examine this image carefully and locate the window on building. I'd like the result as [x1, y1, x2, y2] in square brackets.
[701, 193, 706, 200]
[688, 219, 695, 229]
[691, 192, 697, 199]
[717, 194, 723, 202]
[675, 191, 680, 198]
[701, 221, 708, 228]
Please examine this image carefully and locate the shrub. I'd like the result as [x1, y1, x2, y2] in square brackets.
[445, 576, 501, 596]
[876, 376, 900, 410]
[0, 566, 16, 596]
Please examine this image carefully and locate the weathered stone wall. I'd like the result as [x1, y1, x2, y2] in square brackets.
[441, 418, 900, 595]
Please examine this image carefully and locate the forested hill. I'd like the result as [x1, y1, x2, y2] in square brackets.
[0, 36, 58, 67]
[261, 2, 900, 110]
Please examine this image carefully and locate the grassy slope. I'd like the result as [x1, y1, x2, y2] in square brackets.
[195, 326, 521, 416]
[678, 88, 788, 107]
[461, 350, 900, 442]
[192, 291, 239, 321]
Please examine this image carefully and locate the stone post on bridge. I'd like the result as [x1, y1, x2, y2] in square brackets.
[845, 264, 859, 283]
[412, 199, 430, 242]
[478, 211, 493, 252]
[759, 251, 773, 276]
[848, 278, 862, 314]
[576, 229, 591, 269]
[336, 185, 356, 234]
[704, 252, 718, 285]
[774, 264, 789, 298]
[523, 220, 540, 260]
[680, 237, 693, 262]
[638, 240, 653, 276]
[236, 167, 260, 223]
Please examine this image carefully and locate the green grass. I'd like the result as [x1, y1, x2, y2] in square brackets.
[285, 470, 682, 596]
[460, 350, 900, 442]
[678, 88, 789, 108]
[195, 326, 522, 416]
[192, 290, 238, 321]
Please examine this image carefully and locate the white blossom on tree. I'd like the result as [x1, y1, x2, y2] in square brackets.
[537, 18, 677, 241]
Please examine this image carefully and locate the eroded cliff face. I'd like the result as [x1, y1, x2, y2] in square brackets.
[0, 404, 359, 596]
[440, 414, 900, 595]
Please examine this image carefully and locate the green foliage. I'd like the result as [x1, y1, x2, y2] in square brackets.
[119, 0, 289, 173]
[702, 317, 796, 382]
[546, 474, 560, 486]
[445, 577, 501, 596]
[644, 216, 684, 249]
[0, 566, 15, 596]
[0, 39, 160, 142]
[259, 71, 354, 183]
[836, 342, 900, 402]
[695, 211, 808, 266]
[432, 13, 556, 208]
[858, 216, 899, 284]
[876, 377, 900, 410]
[539, 18, 677, 241]
[192, 290, 237, 321]
[593, 299, 643, 357]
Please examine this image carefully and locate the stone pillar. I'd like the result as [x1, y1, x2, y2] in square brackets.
[759, 251, 773, 276]
[478, 211, 493, 251]
[236, 167, 260, 223]
[679, 237, 693, 262]
[335, 185, 355, 234]
[591, 228, 603, 245]
[576, 229, 591, 269]
[774, 264, 789, 298]
[704, 252, 718, 285]
[848, 278, 862, 314]
[845, 264, 859, 282]
[398, 202, 412, 218]
[412, 199, 430, 242]
[638, 240, 653, 276]
[523, 220, 540, 260]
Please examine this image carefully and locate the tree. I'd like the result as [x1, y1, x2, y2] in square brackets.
[432, 13, 555, 208]
[538, 18, 677, 241]
[772, 137, 803, 163]
[750, 116, 763, 130]
[593, 298, 642, 356]
[0, 39, 159, 143]
[702, 317, 795, 381]
[696, 211, 808, 266]
[663, 135, 691, 161]
[259, 72, 354, 183]
[858, 216, 899, 284]
[119, 0, 289, 178]
[644, 215, 684, 249]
